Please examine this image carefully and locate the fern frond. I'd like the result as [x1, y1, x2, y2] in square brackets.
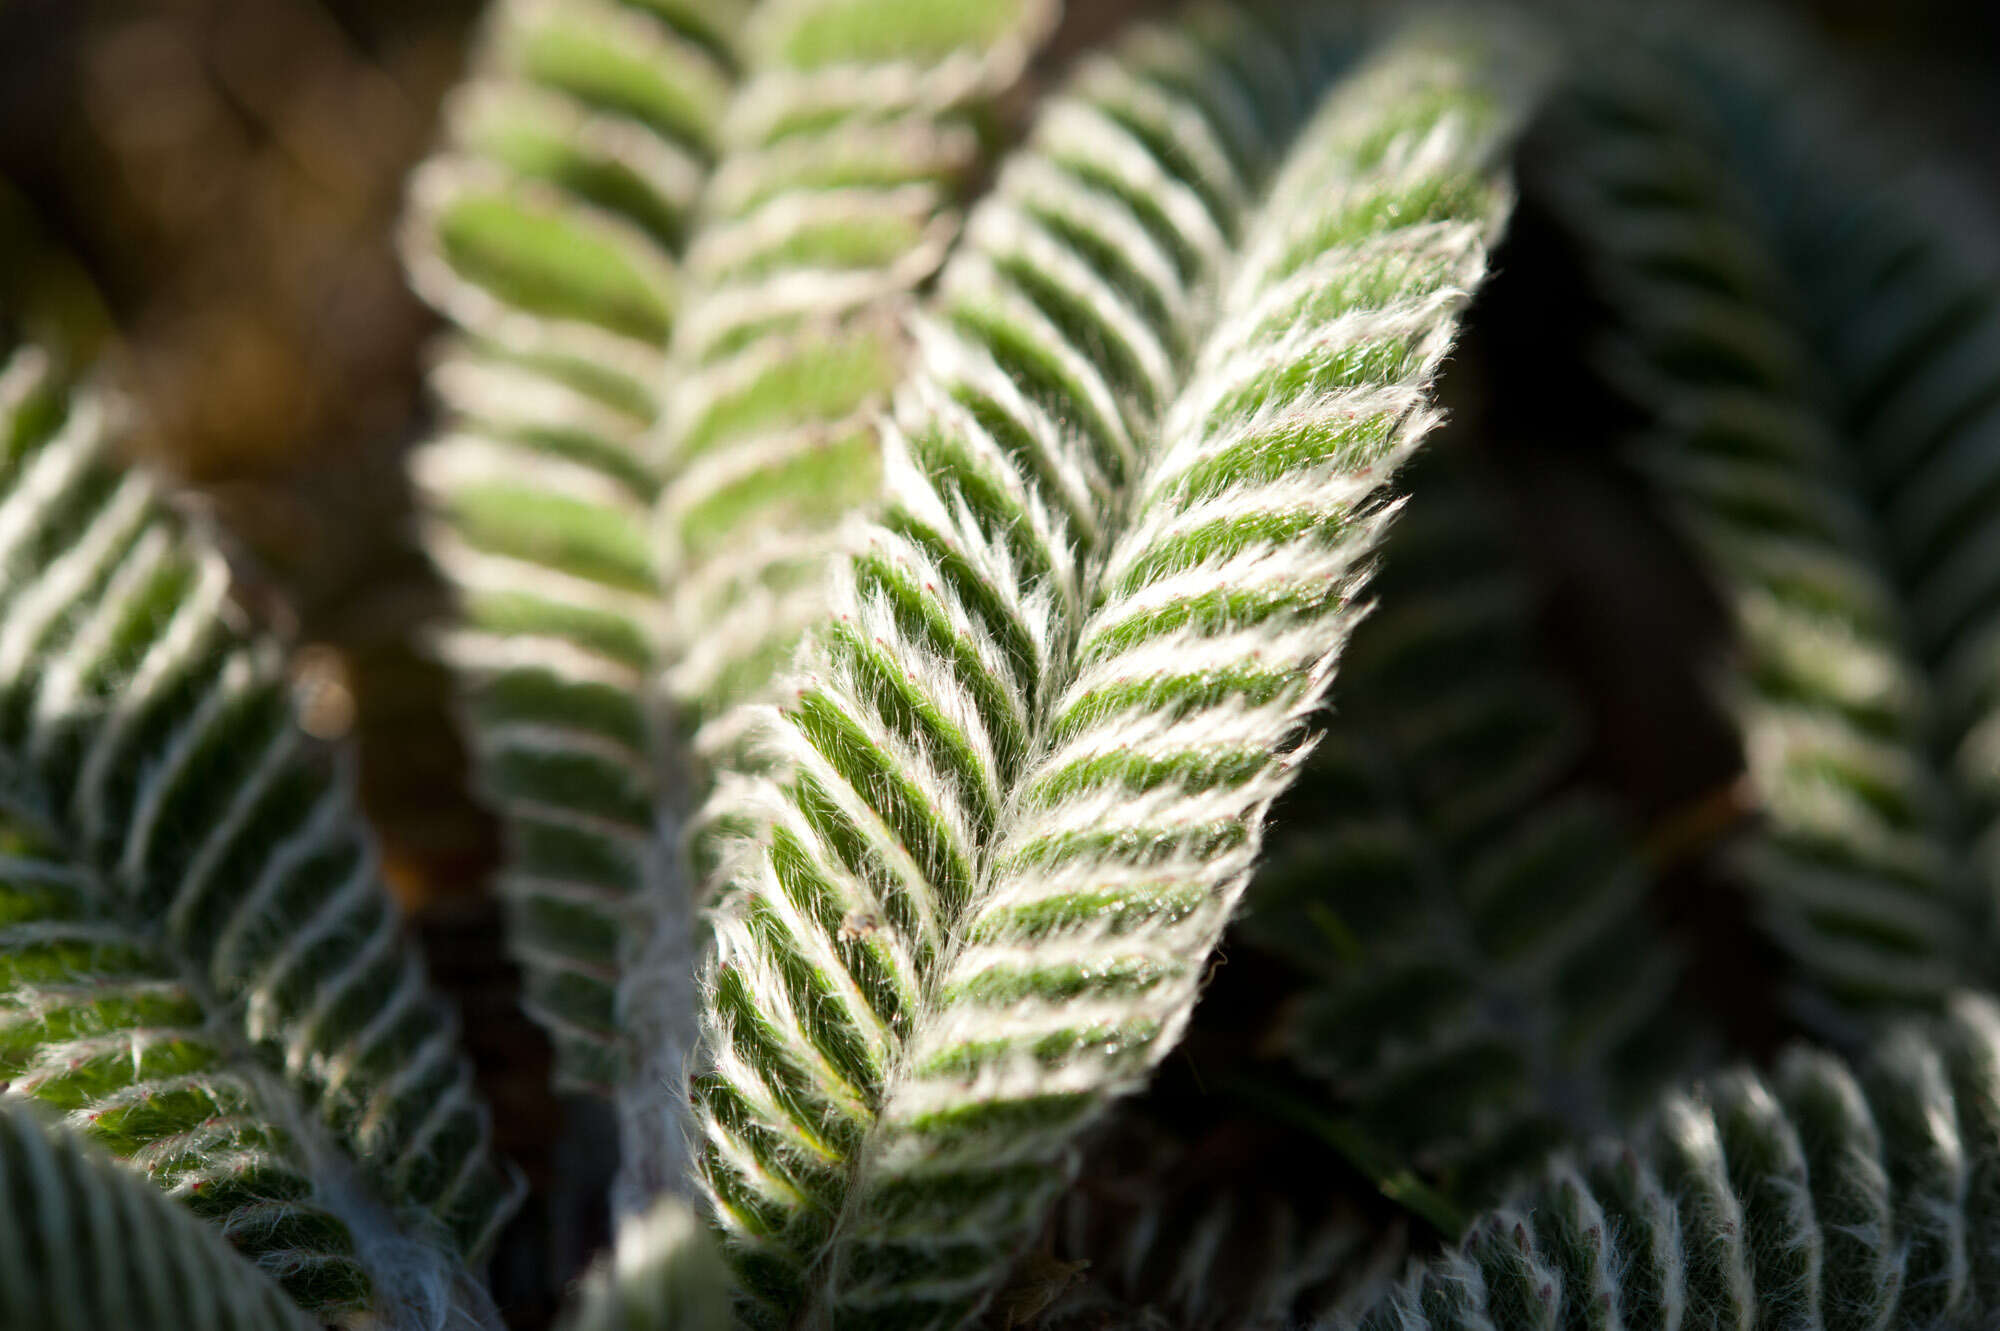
[558, 1194, 730, 1330]
[1244, 464, 1689, 1214]
[1344, 988, 2000, 1330]
[1537, 41, 1987, 1034]
[0, 345, 519, 1323]
[693, 12, 1533, 1324]
[402, 0, 751, 1096]
[0, 1098, 313, 1330]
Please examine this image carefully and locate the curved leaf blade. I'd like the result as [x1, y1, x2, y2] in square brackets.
[1345, 991, 2000, 1331]
[0, 343, 520, 1323]
[693, 12, 1536, 1325]
[0, 1098, 314, 1331]
[402, 0, 756, 1099]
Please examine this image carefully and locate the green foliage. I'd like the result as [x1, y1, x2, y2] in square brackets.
[12, 1, 2000, 1328]
[0, 816, 372, 1315]
[1014, 459, 1689, 1329]
[1537, 28, 1996, 1034]
[653, 0, 1057, 756]
[1674, 29, 2000, 970]
[0, 343, 518, 1324]
[1351, 991, 2000, 1331]
[0, 1098, 313, 1331]
[403, 0, 753, 1098]
[629, 0, 1059, 1213]
[403, 0, 1056, 1162]
[1245, 462, 1690, 1222]
[690, 10, 1532, 1324]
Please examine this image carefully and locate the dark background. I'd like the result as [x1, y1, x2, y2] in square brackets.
[0, 0, 1994, 1320]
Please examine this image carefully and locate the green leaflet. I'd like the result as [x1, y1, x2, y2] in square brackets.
[1538, 35, 1993, 1033]
[693, 9, 1533, 1325]
[0, 823, 371, 1316]
[1243, 463, 1690, 1222]
[0, 346, 518, 1324]
[1346, 990, 2000, 1331]
[0, 1098, 313, 1331]
[403, 0, 752, 1097]
[558, 1194, 731, 1330]
[652, 0, 1058, 758]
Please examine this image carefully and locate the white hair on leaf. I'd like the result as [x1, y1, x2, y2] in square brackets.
[689, 9, 1536, 1325]
[0, 349, 518, 1325]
